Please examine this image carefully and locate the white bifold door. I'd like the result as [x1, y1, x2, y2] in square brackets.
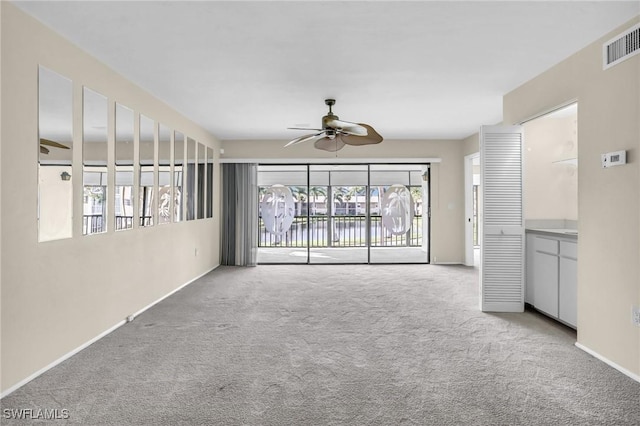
[480, 125, 524, 312]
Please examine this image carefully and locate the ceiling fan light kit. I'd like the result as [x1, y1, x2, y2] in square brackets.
[285, 99, 383, 152]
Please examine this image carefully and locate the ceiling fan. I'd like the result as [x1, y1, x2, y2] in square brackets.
[40, 138, 70, 155]
[285, 99, 383, 152]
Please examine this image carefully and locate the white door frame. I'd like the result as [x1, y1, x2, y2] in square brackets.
[464, 153, 479, 266]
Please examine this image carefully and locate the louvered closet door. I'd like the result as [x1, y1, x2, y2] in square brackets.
[480, 125, 524, 312]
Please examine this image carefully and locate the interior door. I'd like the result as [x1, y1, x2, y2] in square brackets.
[480, 125, 524, 312]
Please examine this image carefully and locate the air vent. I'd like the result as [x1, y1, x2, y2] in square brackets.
[603, 23, 640, 70]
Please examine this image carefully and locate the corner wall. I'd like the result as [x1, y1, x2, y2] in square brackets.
[504, 16, 640, 377]
[1, 3, 221, 394]
[221, 138, 465, 264]
[462, 133, 479, 157]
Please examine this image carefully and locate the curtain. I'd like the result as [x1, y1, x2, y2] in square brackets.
[221, 163, 258, 266]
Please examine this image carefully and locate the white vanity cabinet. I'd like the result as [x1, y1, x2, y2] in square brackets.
[526, 230, 577, 328]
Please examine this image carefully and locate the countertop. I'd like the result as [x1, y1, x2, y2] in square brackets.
[526, 228, 578, 239]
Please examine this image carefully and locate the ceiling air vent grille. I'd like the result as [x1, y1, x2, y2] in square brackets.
[603, 23, 640, 70]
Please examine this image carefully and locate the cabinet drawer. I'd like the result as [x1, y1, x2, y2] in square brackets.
[560, 241, 577, 260]
[534, 237, 559, 254]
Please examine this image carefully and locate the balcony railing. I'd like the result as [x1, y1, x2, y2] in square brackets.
[259, 215, 423, 248]
[83, 214, 104, 235]
[116, 216, 134, 230]
[83, 215, 152, 233]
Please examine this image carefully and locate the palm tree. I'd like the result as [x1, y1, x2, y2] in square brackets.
[289, 186, 307, 216]
[333, 186, 365, 215]
[410, 186, 422, 215]
[308, 186, 327, 215]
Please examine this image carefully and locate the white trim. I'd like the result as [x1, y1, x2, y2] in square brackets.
[129, 266, 217, 320]
[432, 261, 463, 265]
[464, 153, 479, 266]
[219, 157, 442, 164]
[575, 342, 640, 383]
[0, 265, 219, 399]
[0, 320, 123, 399]
[518, 100, 578, 125]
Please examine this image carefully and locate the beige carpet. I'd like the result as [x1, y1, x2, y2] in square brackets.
[1, 264, 639, 425]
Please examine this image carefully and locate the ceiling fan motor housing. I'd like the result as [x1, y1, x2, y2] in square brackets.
[323, 128, 337, 139]
[284, 98, 381, 151]
[322, 115, 339, 131]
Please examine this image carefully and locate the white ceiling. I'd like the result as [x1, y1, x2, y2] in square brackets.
[15, 1, 640, 141]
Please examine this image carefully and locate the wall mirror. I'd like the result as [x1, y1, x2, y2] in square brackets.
[139, 114, 155, 227]
[185, 137, 196, 221]
[197, 142, 205, 219]
[115, 103, 134, 231]
[206, 146, 214, 218]
[38, 66, 73, 242]
[173, 130, 184, 222]
[83, 87, 108, 236]
[158, 123, 172, 225]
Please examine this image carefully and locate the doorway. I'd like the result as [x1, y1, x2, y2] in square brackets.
[257, 163, 430, 264]
[522, 103, 578, 227]
[464, 153, 480, 266]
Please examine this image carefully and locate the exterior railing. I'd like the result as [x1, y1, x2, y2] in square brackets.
[83, 214, 104, 235]
[83, 215, 153, 233]
[259, 215, 423, 248]
[116, 216, 134, 230]
[139, 216, 153, 227]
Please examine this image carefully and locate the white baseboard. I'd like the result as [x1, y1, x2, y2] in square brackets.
[575, 342, 640, 383]
[0, 319, 125, 399]
[0, 265, 219, 399]
[129, 266, 218, 320]
[432, 261, 463, 265]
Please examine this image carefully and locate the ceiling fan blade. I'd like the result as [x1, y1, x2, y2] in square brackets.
[314, 136, 346, 152]
[40, 138, 70, 149]
[40, 145, 50, 154]
[284, 131, 326, 147]
[287, 127, 323, 131]
[340, 123, 383, 146]
[323, 117, 368, 136]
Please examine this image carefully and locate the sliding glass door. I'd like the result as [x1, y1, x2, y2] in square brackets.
[309, 165, 368, 263]
[257, 163, 430, 264]
[369, 164, 429, 263]
[257, 165, 308, 263]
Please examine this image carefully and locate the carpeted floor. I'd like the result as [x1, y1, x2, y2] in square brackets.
[2, 264, 639, 425]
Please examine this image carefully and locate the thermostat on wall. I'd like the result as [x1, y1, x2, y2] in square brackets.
[601, 150, 626, 168]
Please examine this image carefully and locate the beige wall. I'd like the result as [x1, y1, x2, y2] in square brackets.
[0, 3, 3, 390]
[222, 138, 466, 264]
[1, 3, 221, 394]
[504, 17, 640, 376]
[462, 132, 479, 157]
[523, 113, 578, 221]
